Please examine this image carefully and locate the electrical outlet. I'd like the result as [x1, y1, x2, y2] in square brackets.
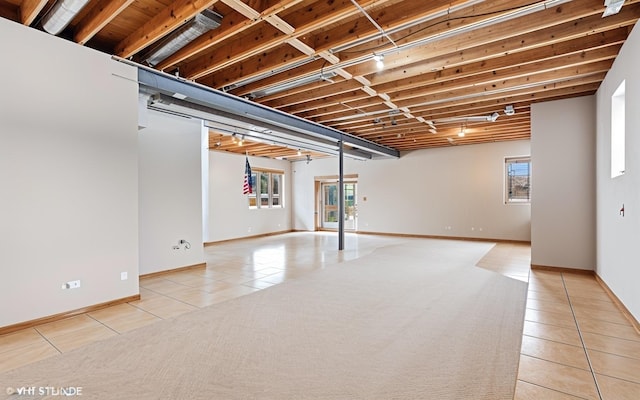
[172, 245, 180, 250]
[120, 272, 128, 281]
[62, 280, 81, 290]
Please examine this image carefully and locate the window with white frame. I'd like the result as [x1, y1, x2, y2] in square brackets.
[248, 169, 284, 209]
[505, 157, 531, 204]
[611, 80, 625, 178]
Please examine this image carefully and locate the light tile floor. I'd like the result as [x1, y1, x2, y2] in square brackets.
[1, 233, 639, 399]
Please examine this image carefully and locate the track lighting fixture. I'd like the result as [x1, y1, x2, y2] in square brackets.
[458, 125, 466, 137]
[505, 105, 515, 116]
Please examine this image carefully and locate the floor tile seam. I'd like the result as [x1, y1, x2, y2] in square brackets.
[522, 333, 587, 349]
[561, 273, 604, 400]
[577, 330, 640, 344]
[586, 346, 640, 363]
[140, 278, 200, 291]
[592, 372, 640, 386]
[127, 300, 184, 320]
[521, 334, 582, 349]
[135, 285, 207, 306]
[580, 329, 640, 344]
[524, 318, 582, 333]
[516, 378, 591, 400]
[152, 291, 210, 309]
[84, 313, 122, 337]
[573, 314, 635, 328]
[32, 327, 63, 355]
[570, 304, 626, 314]
[518, 350, 592, 372]
[526, 305, 574, 315]
[523, 318, 578, 330]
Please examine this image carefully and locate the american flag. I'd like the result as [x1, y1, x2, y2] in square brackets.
[243, 157, 253, 194]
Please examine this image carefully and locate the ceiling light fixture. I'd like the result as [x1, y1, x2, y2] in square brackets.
[458, 125, 466, 137]
[373, 54, 385, 70]
[297, 149, 302, 156]
[42, 0, 91, 35]
[603, 0, 625, 17]
[505, 105, 515, 116]
[490, 112, 500, 122]
[144, 10, 223, 67]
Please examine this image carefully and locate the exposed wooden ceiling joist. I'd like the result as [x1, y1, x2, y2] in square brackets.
[4, 0, 638, 155]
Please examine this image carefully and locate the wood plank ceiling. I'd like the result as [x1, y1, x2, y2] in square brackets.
[3, 0, 638, 160]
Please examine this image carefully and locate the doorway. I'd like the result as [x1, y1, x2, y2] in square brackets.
[319, 181, 357, 231]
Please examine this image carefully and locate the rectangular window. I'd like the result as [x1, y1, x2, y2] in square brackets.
[248, 172, 258, 207]
[505, 157, 531, 204]
[611, 80, 625, 178]
[248, 169, 284, 209]
[260, 173, 269, 206]
[272, 174, 281, 207]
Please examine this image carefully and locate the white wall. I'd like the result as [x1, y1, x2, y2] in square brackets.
[0, 18, 139, 327]
[293, 140, 531, 241]
[206, 151, 292, 242]
[596, 23, 640, 321]
[138, 111, 205, 275]
[530, 96, 596, 270]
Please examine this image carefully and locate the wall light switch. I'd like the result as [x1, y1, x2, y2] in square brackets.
[121, 272, 128, 281]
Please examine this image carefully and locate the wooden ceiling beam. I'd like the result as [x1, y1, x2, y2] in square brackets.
[0, 1, 18, 21]
[231, 0, 636, 112]
[408, 84, 600, 118]
[74, 0, 135, 45]
[20, 0, 47, 26]
[344, 0, 637, 78]
[319, 76, 604, 126]
[282, 90, 372, 114]
[220, 0, 500, 92]
[156, 10, 253, 71]
[199, 43, 311, 90]
[370, 28, 628, 91]
[264, 79, 364, 108]
[114, 0, 221, 58]
[282, 44, 618, 116]
[311, 0, 537, 59]
[183, 22, 290, 80]
[182, 0, 387, 80]
[389, 56, 616, 104]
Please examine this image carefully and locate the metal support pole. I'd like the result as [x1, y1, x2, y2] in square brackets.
[338, 139, 345, 251]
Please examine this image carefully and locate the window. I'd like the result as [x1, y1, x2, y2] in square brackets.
[611, 80, 625, 178]
[248, 169, 284, 209]
[505, 157, 531, 204]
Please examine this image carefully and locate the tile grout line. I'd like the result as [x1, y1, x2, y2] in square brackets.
[85, 313, 121, 336]
[561, 273, 604, 400]
[33, 327, 62, 355]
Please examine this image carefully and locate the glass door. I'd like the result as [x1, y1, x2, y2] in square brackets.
[320, 182, 357, 230]
[321, 183, 339, 229]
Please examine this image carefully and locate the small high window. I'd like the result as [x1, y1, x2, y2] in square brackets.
[505, 157, 531, 204]
[611, 80, 625, 178]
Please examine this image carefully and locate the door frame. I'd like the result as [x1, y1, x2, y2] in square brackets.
[314, 174, 358, 231]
